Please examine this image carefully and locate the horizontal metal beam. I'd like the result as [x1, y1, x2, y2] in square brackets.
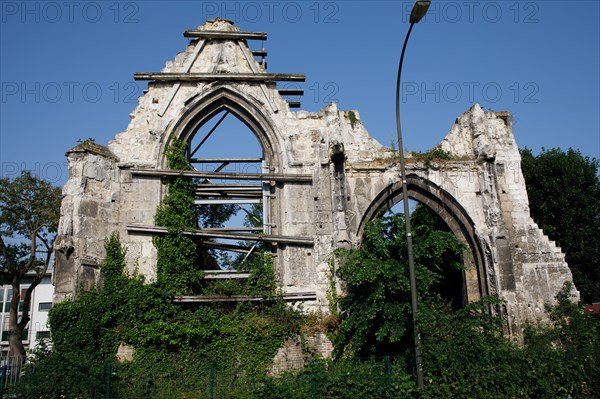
[127, 225, 314, 246]
[278, 89, 304, 96]
[134, 72, 305, 82]
[288, 101, 301, 108]
[195, 186, 262, 195]
[184, 30, 267, 40]
[194, 198, 261, 205]
[189, 158, 262, 163]
[252, 50, 267, 57]
[195, 186, 262, 193]
[129, 168, 313, 183]
[196, 184, 262, 189]
[195, 185, 263, 197]
[195, 192, 262, 199]
[201, 227, 263, 232]
[204, 270, 251, 279]
[173, 291, 317, 303]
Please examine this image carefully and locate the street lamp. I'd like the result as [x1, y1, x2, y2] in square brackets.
[395, 0, 430, 389]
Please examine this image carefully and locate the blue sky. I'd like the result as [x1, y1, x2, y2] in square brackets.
[1, 0, 599, 186]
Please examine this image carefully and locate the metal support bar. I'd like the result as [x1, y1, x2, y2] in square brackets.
[190, 111, 229, 157]
[278, 89, 304, 96]
[239, 243, 258, 266]
[134, 72, 305, 82]
[236, 41, 279, 113]
[194, 198, 261, 205]
[183, 30, 267, 40]
[158, 39, 207, 116]
[190, 157, 262, 163]
[201, 241, 252, 253]
[128, 168, 313, 183]
[195, 192, 262, 198]
[204, 270, 251, 279]
[195, 185, 263, 197]
[127, 225, 314, 246]
[287, 101, 301, 108]
[173, 291, 317, 303]
[196, 184, 262, 189]
[195, 187, 262, 195]
[201, 227, 263, 232]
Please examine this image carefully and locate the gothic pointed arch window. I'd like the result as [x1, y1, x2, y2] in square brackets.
[358, 176, 493, 307]
[186, 108, 271, 271]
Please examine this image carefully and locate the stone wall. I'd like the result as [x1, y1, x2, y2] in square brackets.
[54, 19, 577, 339]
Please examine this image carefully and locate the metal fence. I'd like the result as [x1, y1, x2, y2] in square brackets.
[0, 356, 410, 399]
[0, 356, 25, 387]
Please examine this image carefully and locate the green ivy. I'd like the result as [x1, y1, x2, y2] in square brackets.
[153, 138, 203, 295]
[411, 147, 453, 172]
[334, 207, 465, 358]
[345, 110, 358, 129]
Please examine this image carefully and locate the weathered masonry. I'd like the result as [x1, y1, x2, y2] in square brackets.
[54, 19, 577, 338]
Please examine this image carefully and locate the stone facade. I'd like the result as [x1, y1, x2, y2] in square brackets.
[54, 19, 577, 340]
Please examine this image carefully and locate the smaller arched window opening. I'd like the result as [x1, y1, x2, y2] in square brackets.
[358, 176, 492, 306]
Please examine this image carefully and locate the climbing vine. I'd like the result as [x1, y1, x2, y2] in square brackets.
[48, 139, 305, 378]
[48, 232, 304, 371]
[345, 110, 358, 129]
[153, 139, 203, 295]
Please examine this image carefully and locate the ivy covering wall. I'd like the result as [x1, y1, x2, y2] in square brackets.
[153, 139, 203, 294]
[47, 139, 304, 370]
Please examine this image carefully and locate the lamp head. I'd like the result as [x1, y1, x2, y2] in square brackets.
[409, 0, 431, 23]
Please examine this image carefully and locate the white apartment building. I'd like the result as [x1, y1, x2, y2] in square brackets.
[0, 272, 53, 357]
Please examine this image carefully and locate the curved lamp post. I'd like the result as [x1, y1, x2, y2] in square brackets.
[395, 0, 430, 388]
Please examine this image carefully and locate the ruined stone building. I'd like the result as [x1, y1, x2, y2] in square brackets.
[54, 19, 577, 338]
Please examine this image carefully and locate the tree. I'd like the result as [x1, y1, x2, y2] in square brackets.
[520, 148, 600, 303]
[0, 171, 62, 359]
[334, 206, 465, 358]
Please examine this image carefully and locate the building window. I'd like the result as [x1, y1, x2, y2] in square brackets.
[36, 331, 51, 340]
[38, 302, 52, 311]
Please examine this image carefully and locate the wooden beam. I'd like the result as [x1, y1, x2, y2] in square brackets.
[134, 72, 305, 83]
[128, 168, 313, 183]
[173, 291, 317, 303]
[184, 30, 267, 40]
[127, 225, 314, 246]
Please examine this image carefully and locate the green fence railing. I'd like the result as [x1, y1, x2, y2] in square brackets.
[2, 356, 414, 399]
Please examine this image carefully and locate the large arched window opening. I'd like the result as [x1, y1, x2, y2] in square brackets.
[358, 175, 492, 306]
[186, 109, 269, 270]
[159, 88, 284, 275]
